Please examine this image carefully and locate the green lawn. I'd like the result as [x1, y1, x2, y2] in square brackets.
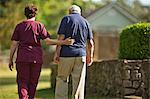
[0, 64, 54, 99]
[0, 63, 117, 99]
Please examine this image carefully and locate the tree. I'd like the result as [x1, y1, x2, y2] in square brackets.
[0, 1, 25, 50]
[0, 0, 100, 50]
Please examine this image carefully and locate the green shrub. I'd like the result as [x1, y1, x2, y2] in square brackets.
[119, 23, 150, 59]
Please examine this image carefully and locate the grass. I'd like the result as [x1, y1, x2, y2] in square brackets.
[0, 63, 54, 99]
[0, 63, 117, 99]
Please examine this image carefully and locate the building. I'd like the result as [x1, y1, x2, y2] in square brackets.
[87, 2, 139, 60]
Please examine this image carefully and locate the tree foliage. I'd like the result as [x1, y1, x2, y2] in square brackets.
[0, 0, 100, 50]
[0, 0, 149, 50]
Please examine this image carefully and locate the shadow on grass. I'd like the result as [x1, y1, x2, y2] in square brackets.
[35, 88, 115, 99]
[36, 88, 72, 99]
[36, 88, 55, 99]
[0, 77, 16, 85]
[0, 75, 50, 85]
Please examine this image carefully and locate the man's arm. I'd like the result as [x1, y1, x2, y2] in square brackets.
[86, 39, 94, 66]
[9, 41, 19, 71]
[53, 34, 65, 63]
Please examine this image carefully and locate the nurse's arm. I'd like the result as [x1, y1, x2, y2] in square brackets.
[9, 40, 19, 71]
[44, 37, 74, 45]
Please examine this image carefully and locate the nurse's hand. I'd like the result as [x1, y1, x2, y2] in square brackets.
[8, 60, 14, 71]
[63, 37, 75, 45]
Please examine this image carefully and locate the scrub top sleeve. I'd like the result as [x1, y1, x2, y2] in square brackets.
[40, 24, 50, 40]
[11, 24, 20, 41]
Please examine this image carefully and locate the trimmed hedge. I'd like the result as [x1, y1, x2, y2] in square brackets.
[119, 23, 150, 59]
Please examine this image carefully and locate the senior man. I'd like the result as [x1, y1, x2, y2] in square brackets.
[54, 5, 94, 99]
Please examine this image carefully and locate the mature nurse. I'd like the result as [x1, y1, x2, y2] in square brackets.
[8, 4, 73, 99]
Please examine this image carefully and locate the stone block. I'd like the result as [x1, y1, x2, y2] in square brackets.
[131, 70, 141, 80]
[124, 65, 132, 70]
[134, 65, 140, 70]
[124, 88, 136, 95]
[133, 81, 140, 89]
[122, 70, 131, 80]
[123, 80, 132, 87]
[115, 77, 122, 85]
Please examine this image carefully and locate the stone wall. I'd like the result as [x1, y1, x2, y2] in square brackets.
[86, 60, 122, 97]
[50, 59, 150, 98]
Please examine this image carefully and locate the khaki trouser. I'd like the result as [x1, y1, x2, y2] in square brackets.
[55, 57, 86, 99]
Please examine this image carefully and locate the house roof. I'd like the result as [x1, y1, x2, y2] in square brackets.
[87, 2, 139, 23]
[86, 2, 139, 32]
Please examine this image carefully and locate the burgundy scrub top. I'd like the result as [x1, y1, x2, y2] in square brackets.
[11, 20, 50, 64]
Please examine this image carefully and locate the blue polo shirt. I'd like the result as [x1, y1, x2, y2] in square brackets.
[58, 13, 93, 57]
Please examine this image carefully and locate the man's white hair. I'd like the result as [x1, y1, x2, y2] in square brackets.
[69, 5, 81, 14]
